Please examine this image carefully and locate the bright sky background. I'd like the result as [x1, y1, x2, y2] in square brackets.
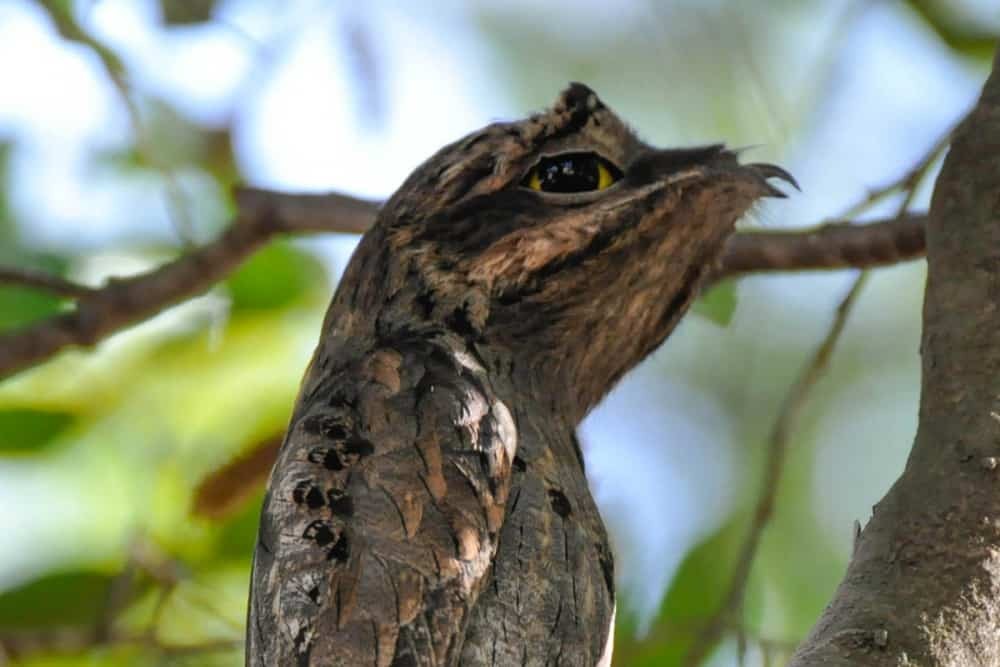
[0, 0, 988, 639]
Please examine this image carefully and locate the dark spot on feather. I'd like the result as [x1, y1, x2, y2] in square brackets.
[307, 586, 321, 604]
[322, 421, 349, 440]
[476, 450, 491, 474]
[548, 488, 572, 518]
[301, 415, 322, 436]
[513, 456, 527, 472]
[327, 489, 354, 516]
[304, 520, 336, 547]
[292, 480, 325, 509]
[308, 447, 344, 471]
[445, 302, 480, 339]
[342, 437, 374, 460]
[328, 393, 355, 409]
[305, 487, 325, 509]
[303, 414, 350, 440]
[292, 480, 310, 504]
[497, 290, 521, 306]
[390, 654, 417, 667]
[416, 289, 436, 318]
[294, 626, 312, 667]
[328, 534, 350, 563]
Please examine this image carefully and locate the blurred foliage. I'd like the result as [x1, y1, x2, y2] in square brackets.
[906, 0, 1000, 60]
[159, 0, 217, 26]
[0, 408, 77, 454]
[0, 571, 115, 629]
[0, 143, 14, 247]
[0, 286, 65, 331]
[0, 1, 993, 666]
[225, 242, 327, 312]
[692, 280, 737, 327]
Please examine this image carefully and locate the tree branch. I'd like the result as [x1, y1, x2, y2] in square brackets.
[233, 186, 379, 235]
[713, 214, 925, 282]
[0, 192, 377, 380]
[685, 270, 869, 666]
[0, 186, 927, 381]
[687, 112, 952, 663]
[790, 46, 1000, 666]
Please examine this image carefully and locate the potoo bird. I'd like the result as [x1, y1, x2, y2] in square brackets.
[247, 84, 793, 666]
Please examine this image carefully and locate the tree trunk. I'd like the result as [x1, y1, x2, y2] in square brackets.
[791, 46, 1000, 666]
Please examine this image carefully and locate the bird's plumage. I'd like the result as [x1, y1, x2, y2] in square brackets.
[247, 83, 792, 666]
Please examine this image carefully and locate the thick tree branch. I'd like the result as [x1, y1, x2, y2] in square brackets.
[790, 47, 1000, 666]
[713, 215, 925, 282]
[0, 186, 926, 381]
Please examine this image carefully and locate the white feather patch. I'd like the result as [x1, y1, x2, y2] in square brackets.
[597, 602, 616, 667]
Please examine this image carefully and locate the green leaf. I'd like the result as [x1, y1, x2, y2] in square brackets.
[0, 408, 76, 453]
[904, 0, 999, 60]
[692, 280, 737, 327]
[12, 647, 159, 667]
[160, 0, 217, 25]
[0, 253, 75, 330]
[225, 241, 327, 312]
[0, 286, 64, 330]
[0, 141, 15, 244]
[213, 490, 264, 560]
[611, 519, 746, 667]
[0, 570, 113, 627]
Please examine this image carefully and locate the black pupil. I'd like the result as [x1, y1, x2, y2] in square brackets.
[536, 154, 602, 193]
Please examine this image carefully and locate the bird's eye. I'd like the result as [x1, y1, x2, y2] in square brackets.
[523, 153, 622, 193]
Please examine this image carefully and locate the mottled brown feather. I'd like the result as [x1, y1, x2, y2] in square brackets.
[247, 83, 791, 666]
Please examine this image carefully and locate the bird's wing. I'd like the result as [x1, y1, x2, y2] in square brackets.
[247, 340, 517, 667]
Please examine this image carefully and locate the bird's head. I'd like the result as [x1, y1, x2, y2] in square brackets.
[332, 83, 794, 417]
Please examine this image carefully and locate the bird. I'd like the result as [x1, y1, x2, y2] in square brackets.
[246, 83, 794, 667]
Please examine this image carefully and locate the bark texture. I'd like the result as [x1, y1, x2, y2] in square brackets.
[791, 48, 1000, 666]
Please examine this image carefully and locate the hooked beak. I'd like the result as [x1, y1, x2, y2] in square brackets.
[744, 162, 800, 198]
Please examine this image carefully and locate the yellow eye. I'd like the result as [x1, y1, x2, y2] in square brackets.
[523, 153, 621, 193]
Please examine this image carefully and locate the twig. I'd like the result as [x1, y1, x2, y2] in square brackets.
[787, 46, 1000, 667]
[0, 185, 926, 381]
[0, 537, 238, 665]
[684, 270, 869, 666]
[836, 118, 957, 220]
[38, 2, 130, 100]
[0, 190, 379, 380]
[684, 118, 954, 666]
